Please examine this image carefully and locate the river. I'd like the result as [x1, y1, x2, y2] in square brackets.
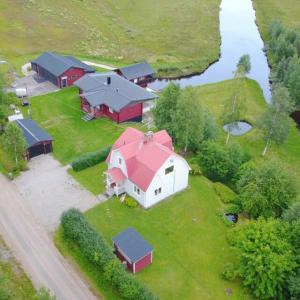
[149, 0, 271, 102]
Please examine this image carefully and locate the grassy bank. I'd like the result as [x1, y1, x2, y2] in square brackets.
[253, 0, 300, 40]
[0, 238, 36, 299]
[0, 0, 221, 77]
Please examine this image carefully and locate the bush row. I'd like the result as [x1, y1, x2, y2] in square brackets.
[61, 209, 159, 300]
[71, 146, 111, 172]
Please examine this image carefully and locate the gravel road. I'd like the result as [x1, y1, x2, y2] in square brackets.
[0, 174, 99, 300]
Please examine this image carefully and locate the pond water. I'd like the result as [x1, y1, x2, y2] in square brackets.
[149, 0, 271, 102]
[223, 121, 252, 135]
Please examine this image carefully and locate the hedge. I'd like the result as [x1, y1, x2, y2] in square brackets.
[71, 146, 111, 172]
[61, 209, 159, 300]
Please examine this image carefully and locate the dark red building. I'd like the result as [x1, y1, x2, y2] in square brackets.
[112, 227, 153, 273]
[115, 62, 155, 87]
[31, 52, 95, 88]
[15, 119, 53, 159]
[74, 73, 157, 123]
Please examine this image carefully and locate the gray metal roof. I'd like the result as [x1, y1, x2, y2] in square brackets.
[112, 227, 153, 263]
[74, 72, 157, 112]
[15, 119, 53, 148]
[117, 62, 155, 81]
[31, 52, 95, 77]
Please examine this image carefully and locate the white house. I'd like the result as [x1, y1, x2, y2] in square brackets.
[105, 127, 190, 208]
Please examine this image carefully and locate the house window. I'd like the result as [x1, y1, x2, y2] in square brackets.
[109, 107, 113, 114]
[71, 75, 78, 80]
[154, 187, 162, 196]
[119, 158, 122, 164]
[134, 185, 140, 195]
[165, 166, 174, 175]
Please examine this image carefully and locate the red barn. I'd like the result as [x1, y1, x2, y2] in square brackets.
[31, 52, 95, 88]
[112, 227, 153, 273]
[74, 73, 157, 123]
[115, 62, 155, 87]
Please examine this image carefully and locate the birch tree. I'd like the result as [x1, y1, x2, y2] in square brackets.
[258, 85, 294, 156]
[3, 122, 27, 164]
[222, 55, 250, 144]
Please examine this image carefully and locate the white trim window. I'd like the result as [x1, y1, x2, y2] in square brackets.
[109, 107, 114, 114]
[119, 158, 122, 165]
[154, 187, 162, 196]
[134, 185, 140, 195]
[165, 166, 174, 175]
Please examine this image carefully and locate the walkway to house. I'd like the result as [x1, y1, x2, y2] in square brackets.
[0, 173, 99, 300]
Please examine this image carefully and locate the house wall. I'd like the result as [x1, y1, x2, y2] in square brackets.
[118, 103, 143, 123]
[59, 68, 86, 88]
[32, 63, 58, 86]
[125, 180, 146, 207]
[143, 155, 190, 208]
[134, 252, 152, 273]
[108, 150, 128, 177]
[113, 244, 134, 272]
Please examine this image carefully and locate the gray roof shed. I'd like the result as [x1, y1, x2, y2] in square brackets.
[112, 227, 153, 263]
[31, 52, 94, 77]
[117, 62, 155, 81]
[15, 119, 53, 147]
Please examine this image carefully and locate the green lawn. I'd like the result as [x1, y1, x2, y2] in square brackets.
[0, 0, 220, 77]
[58, 176, 250, 300]
[68, 162, 107, 195]
[0, 238, 36, 299]
[253, 0, 300, 40]
[27, 87, 143, 165]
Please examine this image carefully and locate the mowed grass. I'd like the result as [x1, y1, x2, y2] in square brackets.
[69, 176, 250, 300]
[0, 0, 221, 77]
[0, 238, 36, 299]
[194, 78, 300, 192]
[27, 87, 143, 164]
[253, 0, 300, 39]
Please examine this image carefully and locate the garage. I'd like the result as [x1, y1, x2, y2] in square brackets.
[15, 119, 53, 159]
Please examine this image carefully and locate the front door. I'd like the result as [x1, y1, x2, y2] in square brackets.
[61, 78, 67, 88]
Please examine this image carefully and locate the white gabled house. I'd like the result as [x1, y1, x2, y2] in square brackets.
[105, 127, 190, 208]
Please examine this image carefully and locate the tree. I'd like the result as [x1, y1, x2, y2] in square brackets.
[230, 218, 296, 300]
[288, 271, 300, 300]
[236, 161, 297, 218]
[286, 57, 300, 107]
[175, 87, 204, 153]
[202, 109, 218, 141]
[197, 141, 249, 183]
[283, 202, 300, 223]
[153, 83, 181, 138]
[258, 85, 294, 156]
[3, 122, 27, 164]
[222, 55, 250, 144]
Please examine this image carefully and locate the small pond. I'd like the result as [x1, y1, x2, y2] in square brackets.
[149, 0, 271, 102]
[223, 121, 252, 136]
[224, 213, 239, 223]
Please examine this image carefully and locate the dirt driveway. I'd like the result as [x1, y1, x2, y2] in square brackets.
[0, 173, 99, 300]
[13, 155, 99, 231]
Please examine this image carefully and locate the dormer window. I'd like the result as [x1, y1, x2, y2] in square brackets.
[119, 158, 122, 164]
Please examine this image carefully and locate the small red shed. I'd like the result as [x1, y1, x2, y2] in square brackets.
[112, 227, 153, 273]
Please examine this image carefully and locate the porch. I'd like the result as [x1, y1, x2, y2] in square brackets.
[105, 167, 126, 197]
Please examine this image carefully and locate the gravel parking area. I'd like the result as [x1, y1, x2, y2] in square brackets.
[13, 155, 99, 231]
[12, 73, 58, 97]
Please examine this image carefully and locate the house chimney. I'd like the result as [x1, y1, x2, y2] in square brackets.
[107, 76, 111, 85]
[144, 131, 153, 144]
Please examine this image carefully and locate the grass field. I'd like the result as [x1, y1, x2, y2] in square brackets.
[56, 176, 250, 300]
[26, 87, 144, 164]
[0, 238, 36, 299]
[0, 0, 221, 77]
[253, 0, 300, 39]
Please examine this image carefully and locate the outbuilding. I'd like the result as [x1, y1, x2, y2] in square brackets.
[115, 62, 155, 87]
[15, 119, 53, 159]
[31, 52, 95, 88]
[112, 227, 153, 273]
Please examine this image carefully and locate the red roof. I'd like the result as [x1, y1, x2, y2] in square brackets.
[107, 128, 175, 191]
[107, 167, 126, 183]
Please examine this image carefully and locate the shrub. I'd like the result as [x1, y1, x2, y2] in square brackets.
[124, 197, 138, 208]
[71, 146, 111, 172]
[221, 263, 237, 281]
[213, 182, 236, 203]
[189, 163, 202, 176]
[61, 209, 158, 300]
